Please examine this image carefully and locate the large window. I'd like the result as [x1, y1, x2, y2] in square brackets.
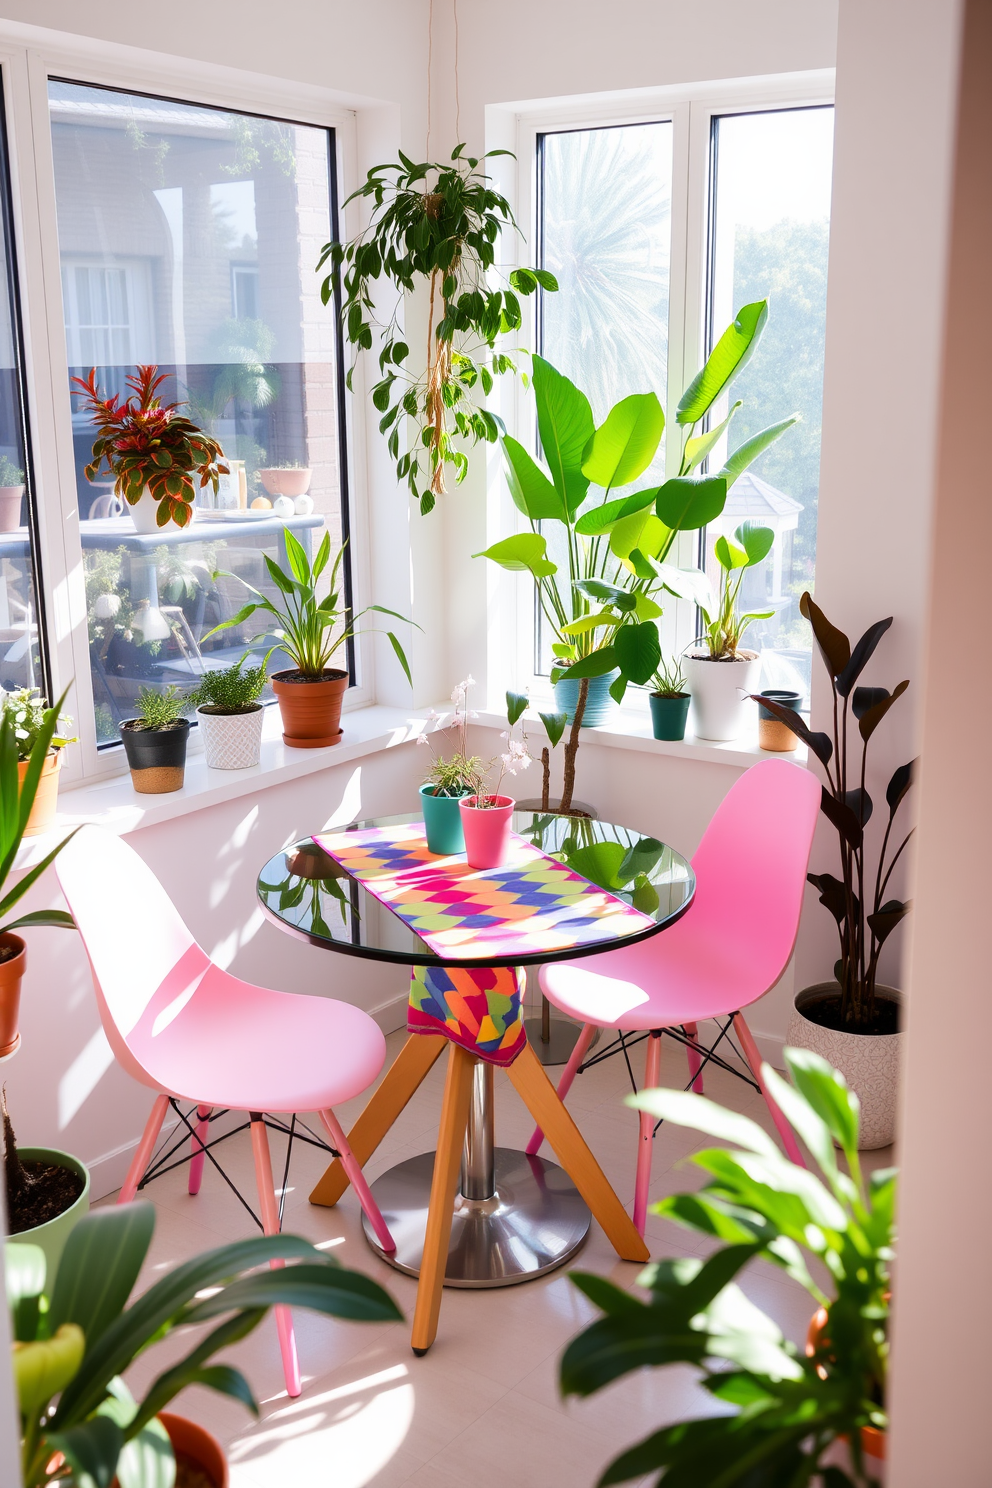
[534, 98, 833, 701]
[48, 82, 350, 743]
[0, 86, 44, 698]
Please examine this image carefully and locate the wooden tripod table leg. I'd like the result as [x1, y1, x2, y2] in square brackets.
[507, 1041, 650, 1264]
[411, 1042, 476, 1355]
[309, 1033, 447, 1207]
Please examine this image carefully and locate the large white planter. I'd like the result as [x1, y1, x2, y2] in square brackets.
[786, 984, 902, 1150]
[197, 705, 264, 769]
[685, 651, 760, 741]
[129, 486, 196, 535]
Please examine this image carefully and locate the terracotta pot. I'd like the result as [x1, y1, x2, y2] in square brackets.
[459, 794, 514, 869]
[787, 983, 902, 1149]
[159, 1411, 229, 1488]
[0, 484, 24, 532]
[259, 467, 312, 498]
[807, 1307, 887, 1476]
[17, 750, 62, 836]
[0, 932, 25, 1058]
[271, 669, 347, 748]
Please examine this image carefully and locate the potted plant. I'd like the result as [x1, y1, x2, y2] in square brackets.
[0, 688, 76, 836]
[258, 461, 312, 498]
[758, 688, 804, 750]
[560, 1048, 892, 1486]
[71, 365, 227, 533]
[0, 454, 25, 532]
[417, 676, 485, 854]
[319, 144, 558, 514]
[457, 713, 533, 870]
[648, 655, 691, 741]
[8, 1200, 401, 1488]
[119, 685, 191, 794]
[758, 594, 912, 1148]
[0, 689, 79, 1059]
[205, 531, 415, 748]
[684, 520, 775, 741]
[3, 1089, 88, 1282]
[188, 657, 268, 770]
[477, 302, 796, 809]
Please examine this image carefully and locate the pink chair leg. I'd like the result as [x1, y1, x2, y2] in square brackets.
[118, 1093, 169, 1205]
[733, 1014, 806, 1168]
[318, 1108, 395, 1254]
[188, 1105, 212, 1195]
[684, 1022, 704, 1093]
[250, 1114, 301, 1398]
[526, 1021, 597, 1156]
[633, 1032, 663, 1236]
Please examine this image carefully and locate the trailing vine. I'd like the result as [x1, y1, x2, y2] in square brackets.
[318, 145, 557, 514]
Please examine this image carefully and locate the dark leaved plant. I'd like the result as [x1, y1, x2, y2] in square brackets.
[754, 594, 914, 1031]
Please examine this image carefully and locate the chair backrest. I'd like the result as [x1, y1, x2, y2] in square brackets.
[56, 827, 209, 1083]
[689, 758, 821, 994]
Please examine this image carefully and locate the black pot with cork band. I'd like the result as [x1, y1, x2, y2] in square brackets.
[757, 690, 804, 751]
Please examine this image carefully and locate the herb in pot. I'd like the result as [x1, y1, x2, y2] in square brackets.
[0, 454, 25, 486]
[188, 658, 268, 715]
[126, 684, 190, 731]
[0, 688, 76, 759]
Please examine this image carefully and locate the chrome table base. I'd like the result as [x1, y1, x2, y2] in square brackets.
[361, 1062, 591, 1286]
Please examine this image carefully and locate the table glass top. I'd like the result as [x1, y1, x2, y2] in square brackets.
[257, 810, 695, 968]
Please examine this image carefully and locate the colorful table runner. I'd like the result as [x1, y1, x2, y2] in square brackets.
[313, 823, 655, 1066]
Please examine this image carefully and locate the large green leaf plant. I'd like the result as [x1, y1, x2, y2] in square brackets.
[559, 1049, 892, 1487]
[1, 686, 79, 940]
[8, 1203, 401, 1488]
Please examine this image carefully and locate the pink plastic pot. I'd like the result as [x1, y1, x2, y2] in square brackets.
[459, 794, 515, 869]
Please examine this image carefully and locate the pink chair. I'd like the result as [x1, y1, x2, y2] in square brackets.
[56, 827, 394, 1398]
[530, 758, 821, 1234]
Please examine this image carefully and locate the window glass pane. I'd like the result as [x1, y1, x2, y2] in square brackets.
[708, 106, 834, 701]
[537, 122, 673, 673]
[48, 82, 348, 744]
[0, 89, 43, 696]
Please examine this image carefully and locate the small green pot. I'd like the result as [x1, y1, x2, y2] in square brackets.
[649, 692, 691, 741]
[420, 782, 471, 855]
[5, 1148, 90, 1283]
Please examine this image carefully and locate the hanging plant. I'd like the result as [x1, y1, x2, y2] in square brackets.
[318, 145, 557, 515]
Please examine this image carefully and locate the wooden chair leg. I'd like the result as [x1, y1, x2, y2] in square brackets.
[410, 1043, 476, 1356]
[507, 1041, 650, 1264]
[309, 1033, 447, 1207]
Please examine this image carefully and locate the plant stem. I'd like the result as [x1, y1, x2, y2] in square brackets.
[559, 677, 588, 814]
[541, 747, 550, 812]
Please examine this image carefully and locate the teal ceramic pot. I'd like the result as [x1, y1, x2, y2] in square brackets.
[5, 1147, 90, 1283]
[649, 692, 691, 741]
[420, 782, 470, 855]
[553, 668, 620, 728]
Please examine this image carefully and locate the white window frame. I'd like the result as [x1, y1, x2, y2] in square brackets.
[0, 28, 374, 785]
[485, 69, 835, 714]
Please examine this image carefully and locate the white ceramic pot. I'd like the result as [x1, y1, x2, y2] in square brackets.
[787, 983, 902, 1150]
[685, 650, 761, 741]
[197, 705, 264, 769]
[129, 486, 196, 534]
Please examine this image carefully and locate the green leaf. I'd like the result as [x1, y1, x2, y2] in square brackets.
[682, 401, 741, 473]
[782, 1048, 860, 1163]
[474, 533, 556, 577]
[501, 435, 564, 521]
[263, 553, 299, 596]
[385, 631, 412, 686]
[736, 520, 775, 566]
[718, 416, 798, 486]
[184, 1263, 403, 1325]
[655, 476, 728, 532]
[506, 691, 528, 726]
[5, 1241, 46, 1317]
[574, 487, 658, 536]
[565, 841, 626, 891]
[615, 836, 664, 885]
[46, 1416, 125, 1488]
[532, 356, 594, 515]
[629, 1088, 780, 1158]
[114, 1413, 175, 1488]
[559, 647, 618, 680]
[714, 533, 748, 571]
[49, 1204, 156, 1348]
[537, 710, 567, 748]
[581, 393, 664, 489]
[613, 621, 661, 686]
[0, 908, 76, 932]
[676, 300, 769, 425]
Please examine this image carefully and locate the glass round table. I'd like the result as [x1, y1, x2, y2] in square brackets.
[257, 810, 695, 1331]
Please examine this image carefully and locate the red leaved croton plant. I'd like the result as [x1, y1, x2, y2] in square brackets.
[71, 365, 228, 528]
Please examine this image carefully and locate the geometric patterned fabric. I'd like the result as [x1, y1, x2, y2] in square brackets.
[408, 963, 526, 1066]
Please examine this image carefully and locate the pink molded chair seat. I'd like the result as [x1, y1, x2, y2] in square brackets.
[56, 827, 394, 1399]
[534, 758, 821, 1234]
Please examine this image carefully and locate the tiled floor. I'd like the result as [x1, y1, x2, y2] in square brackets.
[107, 1028, 893, 1488]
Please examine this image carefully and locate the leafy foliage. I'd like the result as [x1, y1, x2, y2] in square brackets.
[696, 520, 776, 658]
[129, 686, 190, 732]
[71, 366, 228, 529]
[9, 1203, 402, 1488]
[0, 688, 76, 761]
[318, 145, 557, 514]
[187, 657, 268, 714]
[650, 654, 687, 697]
[204, 530, 415, 682]
[0, 684, 79, 938]
[756, 596, 913, 1028]
[560, 1049, 892, 1487]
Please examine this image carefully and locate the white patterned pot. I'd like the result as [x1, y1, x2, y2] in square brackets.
[197, 705, 264, 769]
[787, 983, 901, 1150]
[685, 650, 760, 741]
